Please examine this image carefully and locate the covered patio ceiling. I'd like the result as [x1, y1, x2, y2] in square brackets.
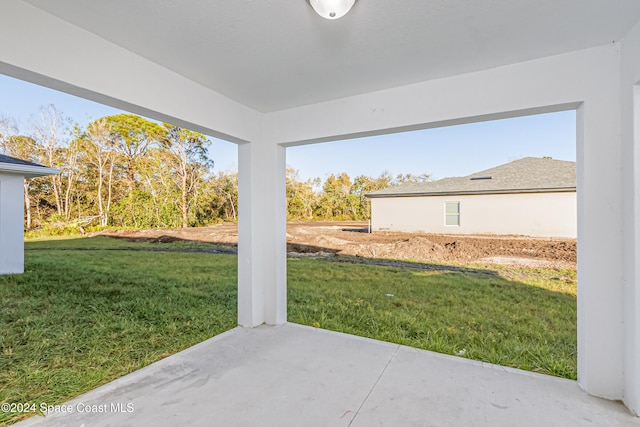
[4, 0, 640, 418]
[24, 0, 640, 112]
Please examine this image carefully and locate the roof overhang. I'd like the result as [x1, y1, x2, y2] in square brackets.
[366, 187, 577, 198]
[0, 163, 59, 178]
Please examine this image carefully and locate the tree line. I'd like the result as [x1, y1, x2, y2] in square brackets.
[0, 105, 429, 231]
[286, 169, 429, 221]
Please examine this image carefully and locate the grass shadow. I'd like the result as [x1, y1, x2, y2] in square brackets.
[320, 253, 501, 276]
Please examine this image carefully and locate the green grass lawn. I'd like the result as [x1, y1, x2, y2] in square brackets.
[1, 237, 238, 425]
[289, 258, 576, 379]
[0, 236, 576, 425]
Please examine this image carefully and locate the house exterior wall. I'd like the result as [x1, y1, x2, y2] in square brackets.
[621, 15, 640, 416]
[0, 174, 25, 274]
[371, 192, 576, 238]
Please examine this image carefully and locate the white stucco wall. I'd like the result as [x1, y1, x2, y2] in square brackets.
[0, 174, 25, 274]
[621, 16, 640, 416]
[371, 192, 576, 238]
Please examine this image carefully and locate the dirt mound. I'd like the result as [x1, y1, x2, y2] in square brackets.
[95, 221, 576, 269]
[348, 236, 447, 261]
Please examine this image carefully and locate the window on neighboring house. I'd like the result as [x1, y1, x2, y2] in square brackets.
[445, 201, 460, 226]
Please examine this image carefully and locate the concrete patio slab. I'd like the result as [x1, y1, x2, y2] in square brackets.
[16, 323, 640, 427]
[352, 345, 636, 426]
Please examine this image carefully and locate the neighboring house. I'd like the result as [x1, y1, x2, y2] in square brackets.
[366, 157, 576, 238]
[0, 154, 58, 274]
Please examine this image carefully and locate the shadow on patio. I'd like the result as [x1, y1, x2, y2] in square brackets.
[16, 323, 639, 427]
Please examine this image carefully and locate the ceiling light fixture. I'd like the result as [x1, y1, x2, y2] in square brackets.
[308, 0, 356, 20]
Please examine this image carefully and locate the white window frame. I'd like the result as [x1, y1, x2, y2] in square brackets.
[444, 201, 460, 226]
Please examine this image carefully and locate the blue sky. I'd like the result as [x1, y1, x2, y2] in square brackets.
[0, 74, 575, 181]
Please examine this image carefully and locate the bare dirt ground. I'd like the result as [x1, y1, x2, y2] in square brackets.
[95, 221, 576, 270]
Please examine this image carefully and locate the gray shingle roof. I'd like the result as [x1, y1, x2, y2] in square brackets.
[0, 153, 47, 168]
[366, 157, 576, 198]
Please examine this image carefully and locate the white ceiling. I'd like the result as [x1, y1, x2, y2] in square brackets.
[25, 0, 640, 113]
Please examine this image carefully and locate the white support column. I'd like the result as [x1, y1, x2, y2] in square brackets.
[622, 85, 640, 416]
[576, 100, 625, 400]
[237, 140, 287, 327]
[0, 174, 25, 274]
